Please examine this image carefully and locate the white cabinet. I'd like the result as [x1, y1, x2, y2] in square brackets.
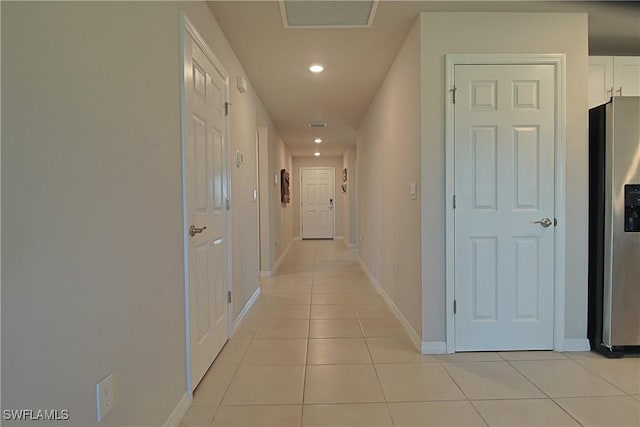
[589, 56, 640, 108]
[613, 57, 640, 98]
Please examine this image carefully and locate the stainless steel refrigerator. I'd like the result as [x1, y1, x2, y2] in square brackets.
[588, 96, 640, 357]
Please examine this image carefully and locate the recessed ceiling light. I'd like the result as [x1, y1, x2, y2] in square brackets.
[314, 152, 321, 157]
[309, 64, 324, 73]
[314, 138, 322, 143]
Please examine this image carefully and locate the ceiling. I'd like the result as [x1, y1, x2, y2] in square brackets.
[208, 1, 640, 158]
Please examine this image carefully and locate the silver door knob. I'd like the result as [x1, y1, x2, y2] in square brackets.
[531, 218, 552, 228]
[189, 225, 207, 236]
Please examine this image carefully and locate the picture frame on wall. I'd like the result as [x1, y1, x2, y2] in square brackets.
[280, 169, 290, 204]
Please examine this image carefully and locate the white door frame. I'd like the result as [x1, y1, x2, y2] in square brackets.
[180, 12, 234, 394]
[444, 54, 566, 353]
[299, 167, 336, 239]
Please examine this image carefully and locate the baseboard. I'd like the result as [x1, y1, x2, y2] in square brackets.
[260, 270, 271, 278]
[563, 338, 591, 352]
[358, 257, 379, 290]
[421, 341, 448, 354]
[378, 287, 422, 351]
[233, 287, 261, 335]
[270, 239, 293, 276]
[357, 257, 421, 351]
[163, 392, 192, 427]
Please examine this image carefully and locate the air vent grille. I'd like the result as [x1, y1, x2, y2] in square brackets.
[280, 1, 377, 28]
[308, 122, 327, 128]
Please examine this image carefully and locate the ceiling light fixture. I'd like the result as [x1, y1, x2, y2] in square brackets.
[314, 152, 321, 157]
[314, 138, 322, 143]
[309, 64, 324, 73]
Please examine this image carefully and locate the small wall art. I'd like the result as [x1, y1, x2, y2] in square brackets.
[280, 169, 290, 204]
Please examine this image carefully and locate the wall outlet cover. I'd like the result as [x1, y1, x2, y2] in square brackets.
[96, 373, 114, 423]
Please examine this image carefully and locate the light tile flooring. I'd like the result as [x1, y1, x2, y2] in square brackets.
[180, 240, 640, 427]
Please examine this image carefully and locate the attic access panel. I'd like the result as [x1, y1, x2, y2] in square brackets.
[280, 0, 377, 28]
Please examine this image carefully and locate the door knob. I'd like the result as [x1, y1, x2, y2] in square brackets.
[531, 218, 553, 228]
[189, 225, 207, 236]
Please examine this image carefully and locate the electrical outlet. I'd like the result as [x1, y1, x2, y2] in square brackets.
[96, 373, 114, 423]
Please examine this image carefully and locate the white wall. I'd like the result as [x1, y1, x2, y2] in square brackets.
[342, 146, 357, 247]
[292, 156, 345, 239]
[419, 12, 589, 343]
[356, 20, 422, 338]
[267, 131, 294, 267]
[1, 1, 282, 425]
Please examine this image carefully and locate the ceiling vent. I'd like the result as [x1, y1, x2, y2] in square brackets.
[280, 1, 377, 29]
[308, 122, 327, 128]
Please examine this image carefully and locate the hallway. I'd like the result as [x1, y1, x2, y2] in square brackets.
[179, 240, 640, 427]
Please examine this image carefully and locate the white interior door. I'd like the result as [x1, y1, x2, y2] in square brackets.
[454, 64, 556, 351]
[183, 23, 229, 390]
[301, 168, 335, 239]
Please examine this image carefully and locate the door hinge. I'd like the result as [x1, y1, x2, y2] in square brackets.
[454, 299, 457, 314]
[453, 195, 457, 209]
[226, 198, 231, 211]
[450, 86, 457, 104]
[224, 102, 231, 116]
[227, 291, 232, 304]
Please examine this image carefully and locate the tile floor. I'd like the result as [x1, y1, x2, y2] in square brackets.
[180, 240, 640, 427]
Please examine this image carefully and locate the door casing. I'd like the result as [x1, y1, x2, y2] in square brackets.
[444, 54, 566, 353]
[180, 12, 234, 394]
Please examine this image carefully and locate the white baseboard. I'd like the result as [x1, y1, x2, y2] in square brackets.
[563, 338, 591, 352]
[421, 341, 448, 354]
[232, 287, 261, 335]
[270, 239, 293, 276]
[357, 257, 421, 351]
[260, 270, 271, 278]
[163, 392, 192, 427]
[358, 257, 379, 289]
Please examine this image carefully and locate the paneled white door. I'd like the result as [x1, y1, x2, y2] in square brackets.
[454, 64, 555, 351]
[183, 23, 229, 390]
[301, 168, 335, 239]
